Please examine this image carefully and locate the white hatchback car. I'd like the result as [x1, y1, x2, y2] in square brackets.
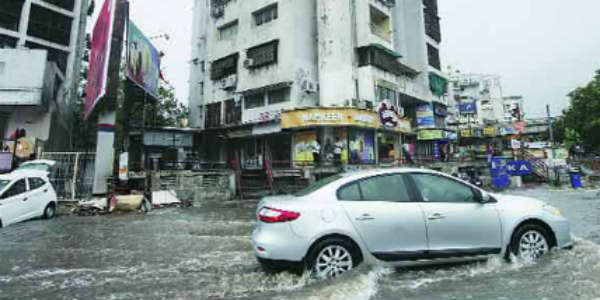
[0, 170, 58, 228]
[253, 168, 572, 279]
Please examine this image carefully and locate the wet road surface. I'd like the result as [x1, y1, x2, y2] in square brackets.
[0, 186, 599, 300]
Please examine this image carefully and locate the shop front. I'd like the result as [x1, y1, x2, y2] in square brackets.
[281, 107, 411, 169]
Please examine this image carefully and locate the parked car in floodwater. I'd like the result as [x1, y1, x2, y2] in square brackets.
[253, 168, 572, 279]
[0, 170, 58, 228]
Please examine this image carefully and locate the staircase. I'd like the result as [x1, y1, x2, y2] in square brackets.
[240, 169, 273, 199]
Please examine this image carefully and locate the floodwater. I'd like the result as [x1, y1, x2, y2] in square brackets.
[0, 186, 599, 300]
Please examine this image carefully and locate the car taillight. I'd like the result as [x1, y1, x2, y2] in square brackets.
[258, 207, 300, 223]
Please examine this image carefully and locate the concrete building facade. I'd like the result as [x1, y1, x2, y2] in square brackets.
[0, 0, 88, 151]
[502, 95, 525, 123]
[188, 0, 448, 171]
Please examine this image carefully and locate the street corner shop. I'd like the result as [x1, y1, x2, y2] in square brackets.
[210, 106, 413, 173]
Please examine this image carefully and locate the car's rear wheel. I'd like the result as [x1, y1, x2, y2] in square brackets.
[511, 224, 552, 261]
[307, 237, 360, 279]
[43, 203, 56, 219]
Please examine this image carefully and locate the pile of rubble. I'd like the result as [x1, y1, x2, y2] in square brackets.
[73, 190, 192, 216]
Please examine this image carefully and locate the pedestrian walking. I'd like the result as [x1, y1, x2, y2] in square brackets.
[333, 137, 345, 165]
[312, 139, 321, 164]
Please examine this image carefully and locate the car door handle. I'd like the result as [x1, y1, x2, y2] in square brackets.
[355, 214, 375, 221]
[427, 213, 445, 220]
[22, 197, 28, 202]
[43, 189, 48, 193]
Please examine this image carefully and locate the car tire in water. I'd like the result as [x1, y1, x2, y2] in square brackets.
[306, 237, 361, 279]
[43, 203, 56, 219]
[510, 223, 553, 261]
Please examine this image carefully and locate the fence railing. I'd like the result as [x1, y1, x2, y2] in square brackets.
[40, 152, 96, 201]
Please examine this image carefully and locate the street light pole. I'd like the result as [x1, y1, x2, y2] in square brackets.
[546, 104, 556, 159]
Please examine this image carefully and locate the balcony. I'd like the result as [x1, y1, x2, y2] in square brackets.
[370, 23, 391, 42]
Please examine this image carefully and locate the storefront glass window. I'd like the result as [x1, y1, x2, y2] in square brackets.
[378, 132, 397, 162]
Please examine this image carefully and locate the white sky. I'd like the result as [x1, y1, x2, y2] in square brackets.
[91, 0, 600, 118]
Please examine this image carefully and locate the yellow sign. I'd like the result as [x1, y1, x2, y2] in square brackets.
[293, 131, 317, 162]
[281, 108, 411, 133]
[484, 127, 496, 136]
[418, 130, 444, 140]
[461, 129, 472, 138]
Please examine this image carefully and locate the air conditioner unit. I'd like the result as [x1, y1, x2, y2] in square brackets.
[358, 100, 367, 109]
[301, 80, 318, 94]
[220, 75, 237, 89]
[243, 58, 254, 69]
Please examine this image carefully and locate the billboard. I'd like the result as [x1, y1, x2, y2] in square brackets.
[84, 0, 116, 120]
[458, 101, 477, 114]
[416, 103, 435, 128]
[126, 21, 161, 98]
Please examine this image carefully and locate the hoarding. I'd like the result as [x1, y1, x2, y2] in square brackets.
[418, 129, 444, 140]
[84, 0, 116, 120]
[458, 101, 477, 114]
[126, 20, 161, 98]
[416, 103, 435, 128]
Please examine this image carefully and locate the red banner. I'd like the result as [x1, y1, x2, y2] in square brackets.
[84, 0, 116, 120]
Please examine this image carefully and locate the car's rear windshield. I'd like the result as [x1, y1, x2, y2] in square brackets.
[294, 175, 342, 197]
[17, 164, 51, 172]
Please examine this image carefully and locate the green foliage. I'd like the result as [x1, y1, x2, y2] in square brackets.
[562, 70, 600, 152]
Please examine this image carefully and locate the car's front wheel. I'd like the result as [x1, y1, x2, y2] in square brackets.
[43, 203, 56, 219]
[307, 237, 360, 279]
[511, 224, 553, 261]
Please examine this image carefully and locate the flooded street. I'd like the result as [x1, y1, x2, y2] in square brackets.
[1, 186, 599, 300]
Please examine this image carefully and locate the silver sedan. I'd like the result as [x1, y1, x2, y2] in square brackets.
[252, 168, 572, 279]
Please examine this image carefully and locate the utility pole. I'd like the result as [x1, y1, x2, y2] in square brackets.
[546, 104, 556, 159]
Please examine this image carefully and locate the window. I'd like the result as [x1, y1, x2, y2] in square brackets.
[28, 177, 46, 190]
[427, 43, 441, 70]
[218, 20, 238, 41]
[294, 175, 342, 197]
[1, 179, 26, 199]
[375, 85, 397, 106]
[28, 4, 73, 46]
[246, 40, 279, 68]
[41, 0, 75, 11]
[200, 61, 205, 72]
[410, 174, 476, 203]
[267, 88, 289, 105]
[370, 5, 391, 41]
[338, 174, 411, 202]
[199, 81, 204, 95]
[0, 0, 25, 32]
[210, 53, 239, 80]
[338, 183, 362, 201]
[224, 99, 241, 125]
[205, 102, 222, 128]
[253, 3, 278, 26]
[245, 93, 265, 109]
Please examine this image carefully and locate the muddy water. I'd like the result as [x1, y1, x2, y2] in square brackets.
[0, 187, 598, 300]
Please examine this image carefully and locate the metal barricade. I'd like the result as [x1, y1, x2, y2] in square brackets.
[40, 152, 96, 201]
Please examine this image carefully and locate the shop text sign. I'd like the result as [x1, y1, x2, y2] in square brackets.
[281, 108, 411, 133]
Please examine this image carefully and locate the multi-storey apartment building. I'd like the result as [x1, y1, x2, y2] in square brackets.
[188, 0, 448, 170]
[0, 0, 88, 151]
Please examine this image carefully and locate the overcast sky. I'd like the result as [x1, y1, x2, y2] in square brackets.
[96, 0, 600, 118]
[439, 0, 600, 117]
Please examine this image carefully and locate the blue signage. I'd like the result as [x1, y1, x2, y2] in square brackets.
[506, 160, 533, 176]
[490, 157, 510, 190]
[416, 103, 435, 128]
[458, 101, 477, 114]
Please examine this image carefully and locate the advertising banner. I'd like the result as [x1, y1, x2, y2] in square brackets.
[484, 127, 496, 137]
[293, 131, 317, 163]
[349, 130, 375, 164]
[416, 103, 435, 128]
[126, 20, 161, 98]
[458, 101, 477, 114]
[281, 108, 411, 133]
[84, 0, 116, 120]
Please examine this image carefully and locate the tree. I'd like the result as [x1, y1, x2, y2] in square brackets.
[562, 70, 600, 153]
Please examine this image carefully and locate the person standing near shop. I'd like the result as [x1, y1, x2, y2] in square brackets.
[311, 139, 321, 165]
[333, 137, 345, 165]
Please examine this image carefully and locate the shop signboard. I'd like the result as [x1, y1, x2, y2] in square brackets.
[458, 101, 477, 114]
[500, 126, 516, 135]
[433, 103, 447, 117]
[281, 108, 411, 133]
[126, 20, 161, 98]
[484, 127, 496, 137]
[416, 103, 435, 128]
[418, 130, 444, 140]
[511, 139, 521, 149]
[506, 160, 533, 176]
[84, 0, 116, 120]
